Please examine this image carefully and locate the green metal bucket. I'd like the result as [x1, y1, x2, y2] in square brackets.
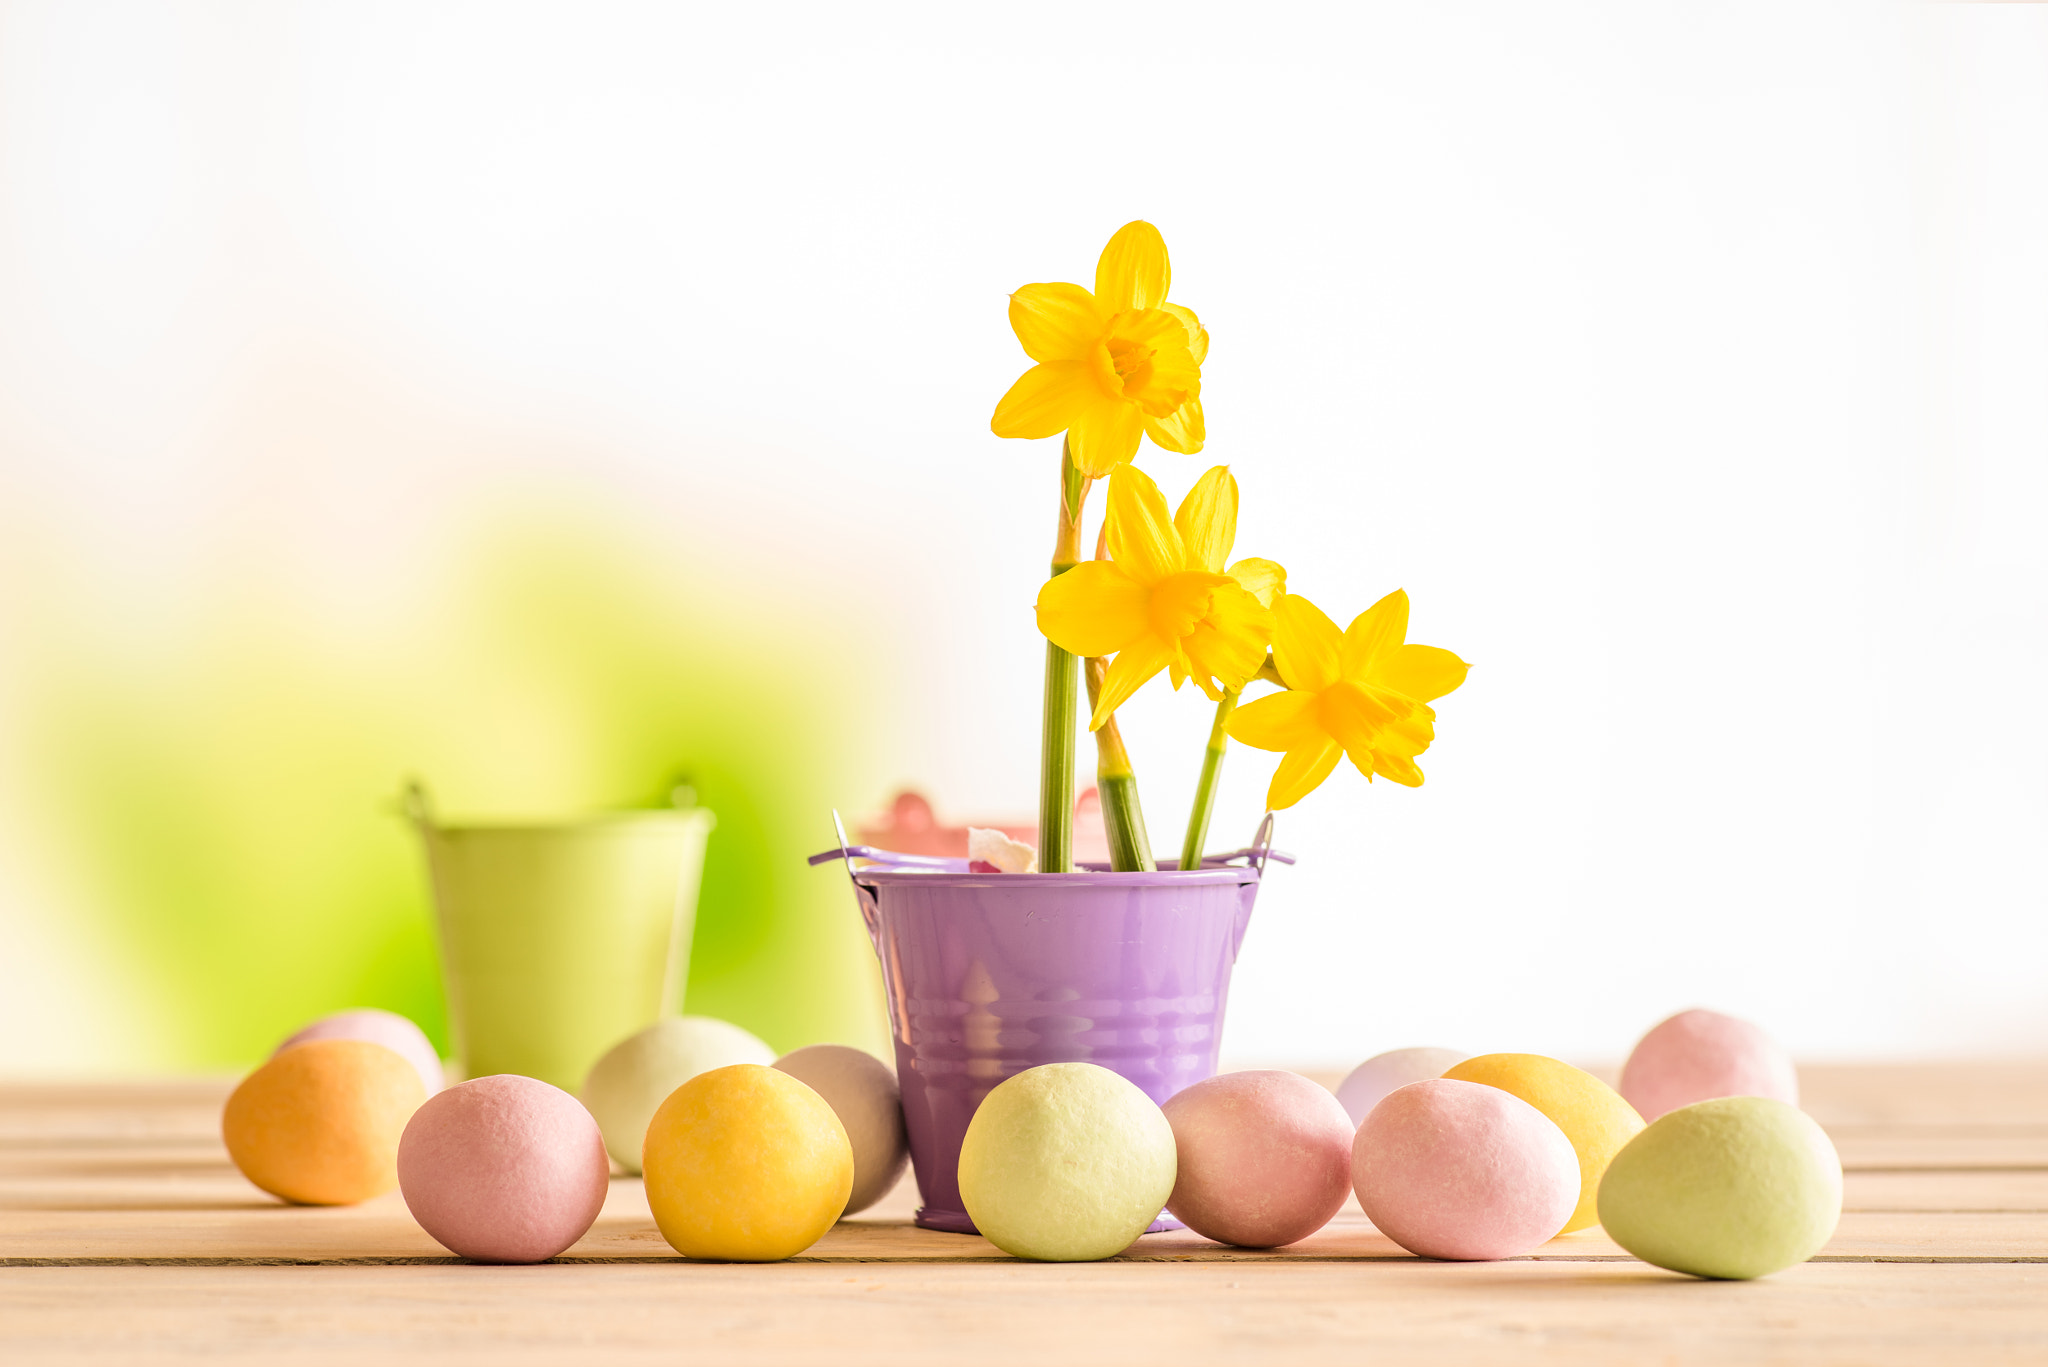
[407, 784, 714, 1091]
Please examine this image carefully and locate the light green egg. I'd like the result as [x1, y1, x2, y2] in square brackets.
[958, 1063, 1176, 1262]
[580, 1016, 774, 1172]
[1597, 1096, 1842, 1279]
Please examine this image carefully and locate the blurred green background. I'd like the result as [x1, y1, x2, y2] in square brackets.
[0, 485, 890, 1071]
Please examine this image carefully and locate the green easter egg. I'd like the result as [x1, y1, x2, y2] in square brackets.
[958, 1062, 1176, 1261]
[1597, 1096, 1842, 1279]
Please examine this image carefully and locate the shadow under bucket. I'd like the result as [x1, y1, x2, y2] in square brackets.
[811, 821, 1289, 1234]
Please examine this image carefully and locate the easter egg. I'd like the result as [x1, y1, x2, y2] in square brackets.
[773, 1045, 909, 1216]
[1620, 1009, 1799, 1123]
[1162, 1070, 1354, 1248]
[276, 1008, 443, 1098]
[642, 1064, 852, 1261]
[1353, 1078, 1579, 1260]
[1441, 1053, 1644, 1233]
[580, 1016, 775, 1173]
[223, 1038, 426, 1205]
[397, 1075, 610, 1263]
[1335, 1047, 1468, 1126]
[957, 1062, 1176, 1262]
[1598, 1096, 1842, 1279]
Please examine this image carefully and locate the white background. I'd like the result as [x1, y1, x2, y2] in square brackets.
[1, 1, 2042, 1067]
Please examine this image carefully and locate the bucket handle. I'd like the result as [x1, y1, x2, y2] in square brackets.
[400, 778, 435, 832]
[1248, 811, 1277, 873]
[825, 811, 886, 949]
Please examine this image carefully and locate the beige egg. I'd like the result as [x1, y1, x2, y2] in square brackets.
[773, 1044, 909, 1215]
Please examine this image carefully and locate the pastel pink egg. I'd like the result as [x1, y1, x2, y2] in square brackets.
[1162, 1070, 1355, 1248]
[1620, 1008, 1799, 1123]
[1354, 1078, 1579, 1260]
[1335, 1047, 1469, 1127]
[397, 1075, 610, 1263]
[278, 1009, 442, 1098]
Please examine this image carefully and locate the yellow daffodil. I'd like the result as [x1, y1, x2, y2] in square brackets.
[1036, 465, 1280, 729]
[1226, 590, 1469, 808]
[991, 221, 1208, 477]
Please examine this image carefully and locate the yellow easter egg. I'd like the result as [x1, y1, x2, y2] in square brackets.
[222, 1038, 426, 1205]
[642, 1063, 853, 1261]
[1442, 1053, 1645, 1233]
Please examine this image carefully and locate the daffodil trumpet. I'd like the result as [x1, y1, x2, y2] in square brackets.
[1225, 590, 1470, 810]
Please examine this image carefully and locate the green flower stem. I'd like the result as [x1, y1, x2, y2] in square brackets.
[1084, 655, 1155, 872]
[1179, 688, 1238, 870]
[1038, 439, 1091, 874]
[1039, 640, 1078, 873]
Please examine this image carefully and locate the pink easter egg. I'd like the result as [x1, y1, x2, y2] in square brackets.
[397, 1075, 610, 1264]
[1163, 1070, 1355, 1248]
[1335, 1047, 1469, 1127]
[1619, 1008, 1799, 1123]
[1354, 1078, 1579, 1260]
[278, 1009, 443, 1097]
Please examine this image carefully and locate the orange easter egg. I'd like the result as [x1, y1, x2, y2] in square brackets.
[223, 1038, 426, 1204]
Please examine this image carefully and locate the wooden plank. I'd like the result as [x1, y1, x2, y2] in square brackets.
[6, 1175, 2045, 1266]
[1830, 1127, 2048, 1171]
[1, 1261, 2044, 1367]
[1844, 1169, 2048, 1211]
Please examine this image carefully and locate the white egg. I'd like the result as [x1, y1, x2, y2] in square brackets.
[1335, 1046, 1469, 1127]
[773, 1044, 910, 1215]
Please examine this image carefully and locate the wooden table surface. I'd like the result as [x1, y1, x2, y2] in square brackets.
[4, 1063, 2046, 1365]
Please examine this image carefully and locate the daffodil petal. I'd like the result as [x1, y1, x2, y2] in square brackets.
[1271, 592, 1343, 692]
[1227, 557, 1286, 609]
[1372, 750, 1426, 787]
[1173, 466, 1238, 574]
[1371, 643, 1470, 703]
[992, 362, 1096, 440]
[1089, 634, 1176, 729]
[1183, 581, 1274, 691]
[1009, 283, 1107, 364]
[1340, 590, 1410, 680]
[1267, 738, 1344, 810]
[1035, 561, 1151, 658]
[1225, 689, 1323, 752]
[1320, 680, 1435, 761]
[1161, 302, 1208, 365]
[1143, 396, 1205, 454]
[1067, 396, 1146, 478]
[1105, 464, 1184, 583]
[1095, 221, 1170, 312]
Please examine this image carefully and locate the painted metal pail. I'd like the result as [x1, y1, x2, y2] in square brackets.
[811, 824, 1288, 1234]
[409, 784, 713, 1092]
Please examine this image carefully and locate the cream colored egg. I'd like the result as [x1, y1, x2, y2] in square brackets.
[580, 1016, 774, 1172]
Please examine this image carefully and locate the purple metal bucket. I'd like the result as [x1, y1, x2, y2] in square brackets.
[810, 821, 1289, 1234]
